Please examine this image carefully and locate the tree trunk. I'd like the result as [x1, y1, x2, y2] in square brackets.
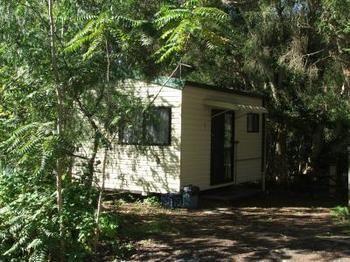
[86, 131, 100, 187]
[93, 38, 112, 252]
[48, 0, 65, 260]
[93, 147, 108, 252]
[275, 125, 288, 186]
[310, 124, 324, 171]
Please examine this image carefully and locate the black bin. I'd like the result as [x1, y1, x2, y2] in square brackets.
[161, 193, 182, 209]
[182, 185, 200, 209]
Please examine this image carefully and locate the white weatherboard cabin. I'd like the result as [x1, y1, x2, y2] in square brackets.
[93, 79, 267, 194]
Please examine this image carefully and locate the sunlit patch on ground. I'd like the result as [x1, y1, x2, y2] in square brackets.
[113, 194, 350, 261]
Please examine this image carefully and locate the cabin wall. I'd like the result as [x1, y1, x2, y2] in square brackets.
[234, 111, 263, 184]
[180, 85, 263, 190]
[77, 82, 182, 194]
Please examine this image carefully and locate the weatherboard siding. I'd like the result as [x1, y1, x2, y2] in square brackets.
[94, 82, 182, 193]
[234, 111, 263, 183]
[76, 81, 264, 194]
[180, 85, 263, 190]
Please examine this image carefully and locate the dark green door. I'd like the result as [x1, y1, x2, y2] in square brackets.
[210, 110, 234, 185]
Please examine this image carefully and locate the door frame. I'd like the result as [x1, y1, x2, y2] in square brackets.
[210, 109, 235, 186]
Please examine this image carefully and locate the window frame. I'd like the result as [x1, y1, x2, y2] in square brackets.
[247, 113, 260, 133]
[119, 106, 172, 146]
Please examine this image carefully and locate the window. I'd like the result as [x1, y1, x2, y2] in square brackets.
[144, 107, 171, 145]
[119, 113, 143, 145]
[120, 107, 171, 146]
[247, 113, 259, 133]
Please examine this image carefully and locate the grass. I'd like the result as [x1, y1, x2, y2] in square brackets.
[331, 206, 350, 233]
[97, 194, 181, 260]
[103, 194, 182, 242]
[117, 202, 181, 240]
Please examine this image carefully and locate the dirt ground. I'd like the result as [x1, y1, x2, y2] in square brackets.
[117, 194, 350, 261]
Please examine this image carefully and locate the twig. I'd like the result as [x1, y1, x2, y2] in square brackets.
[147, 63, 181, 108]
[303, 49, 325, 57]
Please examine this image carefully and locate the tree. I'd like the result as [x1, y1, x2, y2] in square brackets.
[155, 0, 232, 65]
[1, 0, 350, 259]
[0, 0, 150, 260]
[185, 0, 350, 185]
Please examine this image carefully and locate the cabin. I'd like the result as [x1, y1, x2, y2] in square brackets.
[81, 79, 267, 194]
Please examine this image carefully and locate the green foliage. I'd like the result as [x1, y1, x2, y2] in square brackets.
[0, 168, 58, 261]
[99, 212, 119, 239]
[1, 0, 350, 259]
[183, 0, 350, 180]
[65, 11, 145, 61]
[332, 206, 350, 221]
[0, 1, 153, 259]
[0, 166, 121, 261]
[155, 0, 232, 63]
[143, 196, 161, 206]
[0, 122, 57, 172]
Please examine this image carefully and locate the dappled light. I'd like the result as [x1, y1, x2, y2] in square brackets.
[120, 195, 350, 261]
[1, 0, 349, 260]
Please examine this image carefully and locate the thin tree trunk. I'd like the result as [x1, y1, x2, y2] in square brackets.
[93, 39, 111, 252]
[67, 156, 74, 182]
[310, 124, 324, 170]
[48, 0, 65, 260]
[86, 132, 100, 187]
[275, 125, 288, 186]
[269, 81, 279, 104]
[105, 39, 110, 83]
[93, 147, 108, 252]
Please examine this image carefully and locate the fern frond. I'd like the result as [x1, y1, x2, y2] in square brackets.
[82, 32, 104, 60]
[18, 135, 43, 155]
[112, 15, 145, 28]
[26, 238, 43, 251]
[29, 248, 48, 262]
[155, 9, 191, 29]
[66, 11, 144, 60]
[35, 148, 53, 176]
[3, 241, 20, 256]
[194, 7, 230, 25]
[155, 0, 231, 62]
[183, 0, 205, 9]
[65, 19, 97, 53]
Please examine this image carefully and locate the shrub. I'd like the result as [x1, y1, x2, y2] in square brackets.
[0, 168, 61, 261]
[142, 196, 160, 206]
[0, 167, 101, 261]
[332, 206, 350, 221]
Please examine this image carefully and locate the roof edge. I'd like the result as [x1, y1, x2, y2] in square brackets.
[185, 81, 264, 99]
[151, 77, 185, 90]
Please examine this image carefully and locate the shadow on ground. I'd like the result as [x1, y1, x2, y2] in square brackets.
[119, 193, 350, 261]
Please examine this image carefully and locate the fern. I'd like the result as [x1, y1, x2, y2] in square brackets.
[26, 238, 43, 251]
[29, 249, 48, 262]
[194, 7, 230, 24]
[155, 0, 232, 63]
[65, 11, 145, 61]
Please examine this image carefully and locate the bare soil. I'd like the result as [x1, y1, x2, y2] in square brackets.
[117, 194, 350, 261]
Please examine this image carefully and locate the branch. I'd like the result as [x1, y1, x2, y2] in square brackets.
[303, 49, 326, 57]
[73, 94, 112, 146]
[66, 152, 89, 160]
[147, 62, 181, 107]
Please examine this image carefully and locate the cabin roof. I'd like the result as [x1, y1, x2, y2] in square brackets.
[151, 77, 264, 99]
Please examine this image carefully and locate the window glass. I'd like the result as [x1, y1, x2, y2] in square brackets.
[145, 108, 171, 145]
[247, 113, 259, 133]
[120, 113, 143, 144]
[120, 107, 171, 145]
[224, 113, 233, 148]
